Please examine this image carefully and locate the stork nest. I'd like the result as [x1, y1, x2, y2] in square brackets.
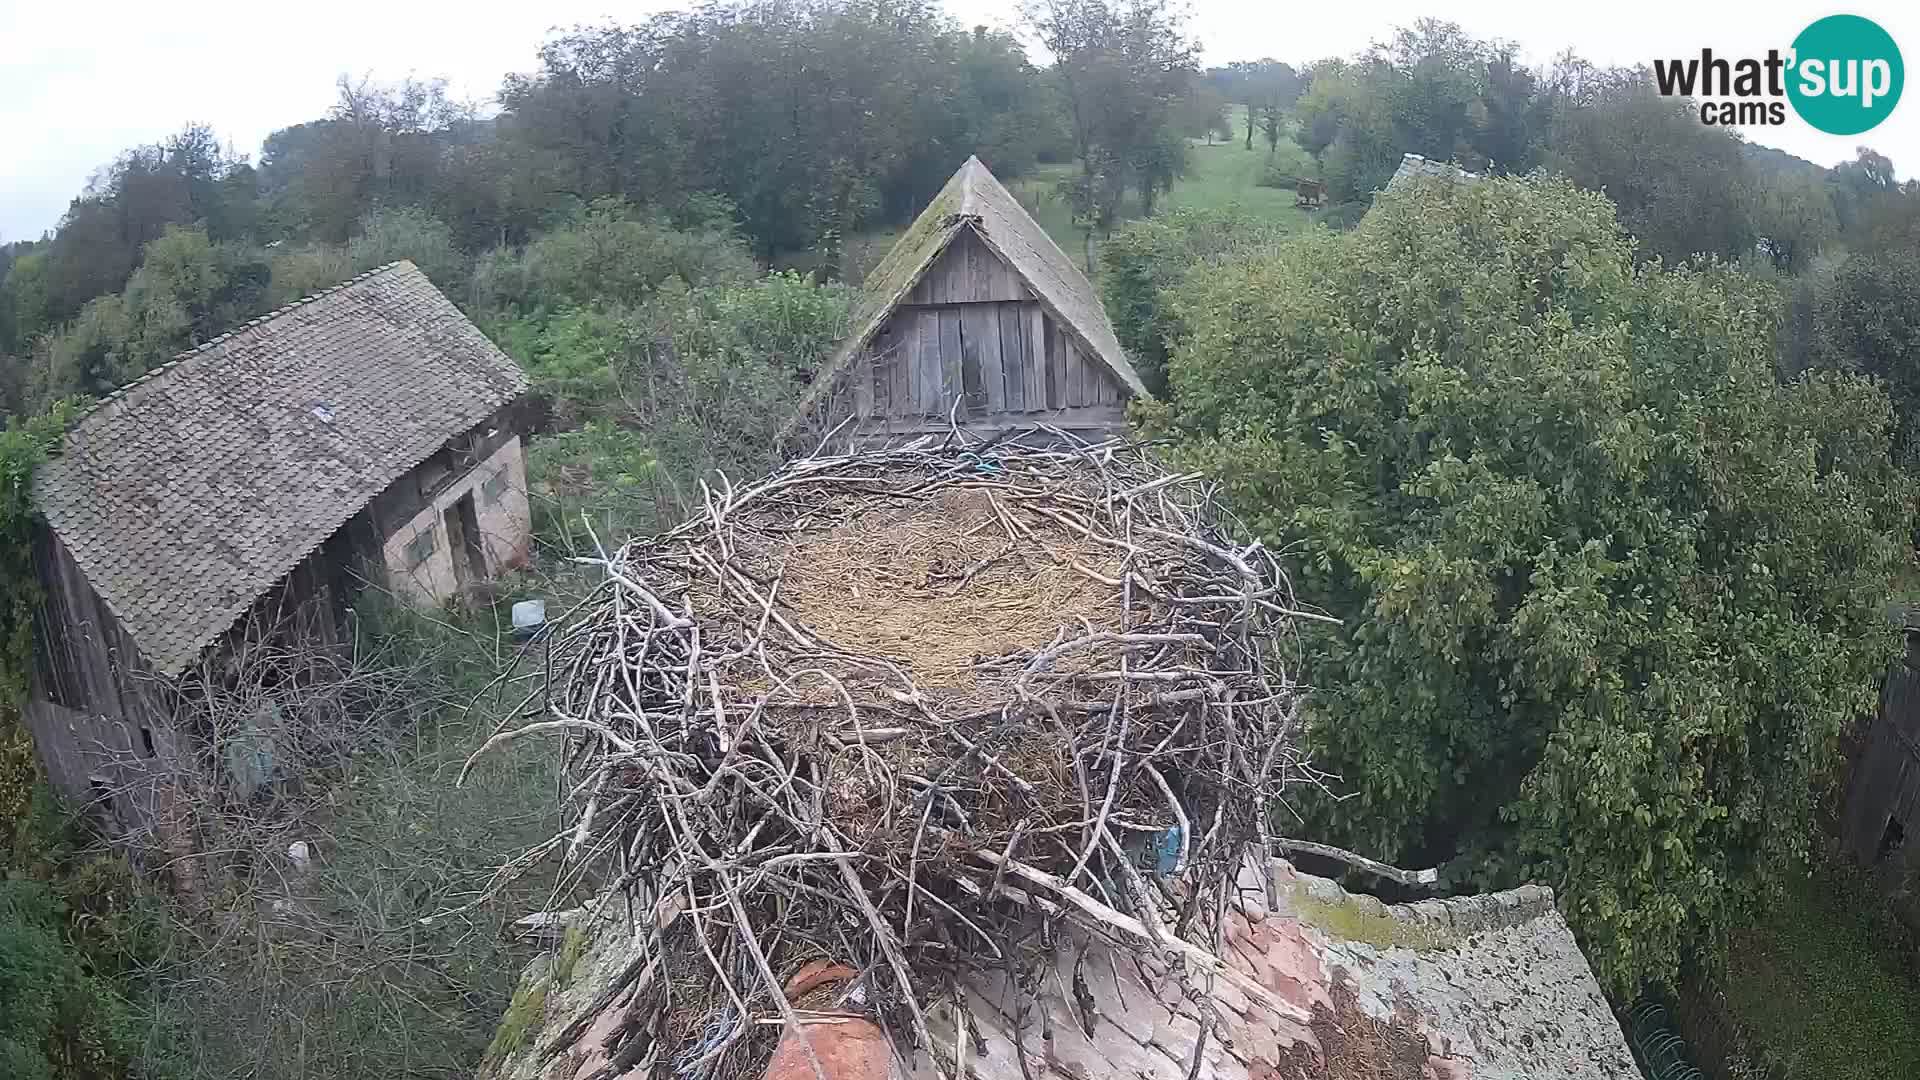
[470, 431, 1322, 1078]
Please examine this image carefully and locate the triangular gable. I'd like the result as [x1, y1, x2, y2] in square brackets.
[786, 157, 1143, 440]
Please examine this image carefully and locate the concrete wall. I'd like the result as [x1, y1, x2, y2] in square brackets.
[380, 435, 533, 605]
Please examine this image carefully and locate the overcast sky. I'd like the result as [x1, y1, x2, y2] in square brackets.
[3, 1, 1916, 243]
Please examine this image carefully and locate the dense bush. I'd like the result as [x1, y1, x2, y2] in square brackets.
[1143, 174, 1913, 990]
[1100, 207, 1301, 395]
[267, 206, 466, 304]
[507, 271, 849, 472]
[1802, 248, 1920, 467]
[472, 201, 759, 316]
[0, 879, 145, 1080]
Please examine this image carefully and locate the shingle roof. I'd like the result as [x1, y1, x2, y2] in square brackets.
[1385, 152, 1483, 192]
[786, 156, 1144, 438]
[35, 261, 527, 677]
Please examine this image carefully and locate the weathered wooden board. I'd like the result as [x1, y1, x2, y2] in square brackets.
[966, 305, 1004, 414]
[905, 230, 1025, 306]
[1061, 326, 1088, 407]
[851, 347, 873, 418]
[1029, 306, 1050, 410]
[938, 308, 963, 414]
[901, 314, 922, 418]
[998, 305, 1026, 412]
[889, 319, 911, 419]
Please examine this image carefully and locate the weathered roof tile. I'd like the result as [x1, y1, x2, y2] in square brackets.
[35, 261, 526, 677]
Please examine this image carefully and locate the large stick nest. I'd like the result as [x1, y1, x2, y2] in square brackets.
[477, 431, 1321, 1078]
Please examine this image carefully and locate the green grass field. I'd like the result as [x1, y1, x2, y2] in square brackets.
[1003, 112, 1315, 272]
[844, 108, 1317, 283]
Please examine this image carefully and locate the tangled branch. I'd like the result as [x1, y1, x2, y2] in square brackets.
[468, 428, 1329, 1078]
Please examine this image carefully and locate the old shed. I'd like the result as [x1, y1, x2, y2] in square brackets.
[27, 261, 533, 838]
[786, 156, 1145, 449]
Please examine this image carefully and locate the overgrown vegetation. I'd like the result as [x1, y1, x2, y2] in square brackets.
[1142, 174, 1914, 991]
[1703, 862, 1920, 1078]
[139, 592, 578, 1080]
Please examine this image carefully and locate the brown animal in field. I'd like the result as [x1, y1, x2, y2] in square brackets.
[1295, 178, 1326, 209]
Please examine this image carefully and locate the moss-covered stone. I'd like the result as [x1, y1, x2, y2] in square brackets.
[1290, 883, 1452, 952]
[482, 971, 550, 1066]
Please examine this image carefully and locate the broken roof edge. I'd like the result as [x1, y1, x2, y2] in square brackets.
[1270, 856, 1558, 943]
[71, 261, 419, 430]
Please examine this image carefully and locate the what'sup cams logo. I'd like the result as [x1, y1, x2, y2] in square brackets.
[1654, 14, 1904, 134]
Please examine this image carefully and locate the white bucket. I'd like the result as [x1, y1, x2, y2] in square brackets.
[511, 599, 547, 637]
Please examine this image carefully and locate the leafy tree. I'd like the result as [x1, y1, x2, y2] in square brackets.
[1752, 171, 1838, 274]
[266, 206, 465, 304]
[470, 199, 754, 316]
[1543, 68, 1756, 265]
[1804, 249, 1920, 465]
[36, 227, 264, 402]
[1142, 174, 1913, 990]
[501, 3, 1062, 262]
[1026, 0, 1197, 234]
[1219, 59, 1301, 151]
[1099, 206, 1299, 394]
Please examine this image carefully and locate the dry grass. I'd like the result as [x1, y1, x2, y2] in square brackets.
[755, 487, 1121, 697]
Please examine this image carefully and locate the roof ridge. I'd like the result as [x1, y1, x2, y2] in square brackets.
[74, 261, 415, 423]
[956, 155, 987, 220]
[1279, 858, 1557, 938]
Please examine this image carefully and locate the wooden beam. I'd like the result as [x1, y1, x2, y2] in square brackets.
[967, 305, 1004, 414]
[998, 305, 1026, 413]
[938, 308, 963, 415]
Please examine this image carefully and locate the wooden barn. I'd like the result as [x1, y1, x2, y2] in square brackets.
[785, 156, 1146, 450]
[1842, 624, 1920, 872]
[26, 261, 532, 839]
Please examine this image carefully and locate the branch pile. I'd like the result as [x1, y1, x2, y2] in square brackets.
[468, 431, 1323, 1078]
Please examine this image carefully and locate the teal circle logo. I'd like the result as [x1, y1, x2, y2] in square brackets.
[1788, 15, 1904, 135]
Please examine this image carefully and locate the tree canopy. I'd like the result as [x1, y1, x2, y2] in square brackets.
[1142, 174, 1914, 989]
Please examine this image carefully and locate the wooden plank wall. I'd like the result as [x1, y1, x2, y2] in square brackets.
[1842, 647, 1920, 871]
[27, 521, 356, 830]
[854, 231, 1128, 433]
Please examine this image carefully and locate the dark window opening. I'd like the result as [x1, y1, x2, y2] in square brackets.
[139, 726, 155, 758]
[1877, 815, 1907, 863]
[481, 468, 511, 506]
[404, 525, 438, 569]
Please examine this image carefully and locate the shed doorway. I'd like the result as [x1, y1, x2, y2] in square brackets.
[443, 493, 486, 587]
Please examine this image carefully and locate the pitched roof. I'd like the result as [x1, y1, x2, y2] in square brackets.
[35, 261, 527, 677]
[486, 858, 1636, 1080]
[787, 156, 1144, 437]
[1386, 151, 1483, 192]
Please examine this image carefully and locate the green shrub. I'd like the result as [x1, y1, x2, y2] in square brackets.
[1100, 207, 1298, 395]
[471, 199, 756, 315]
[268, 207, 465, 304]
[1145, 173, 1914, 991]
[0, 879, 146, 1080]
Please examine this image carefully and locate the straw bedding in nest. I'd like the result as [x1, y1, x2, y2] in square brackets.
[465, 431, 1324, 1079]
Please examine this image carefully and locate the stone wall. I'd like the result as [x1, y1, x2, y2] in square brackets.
[379, 435, 532, 606]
